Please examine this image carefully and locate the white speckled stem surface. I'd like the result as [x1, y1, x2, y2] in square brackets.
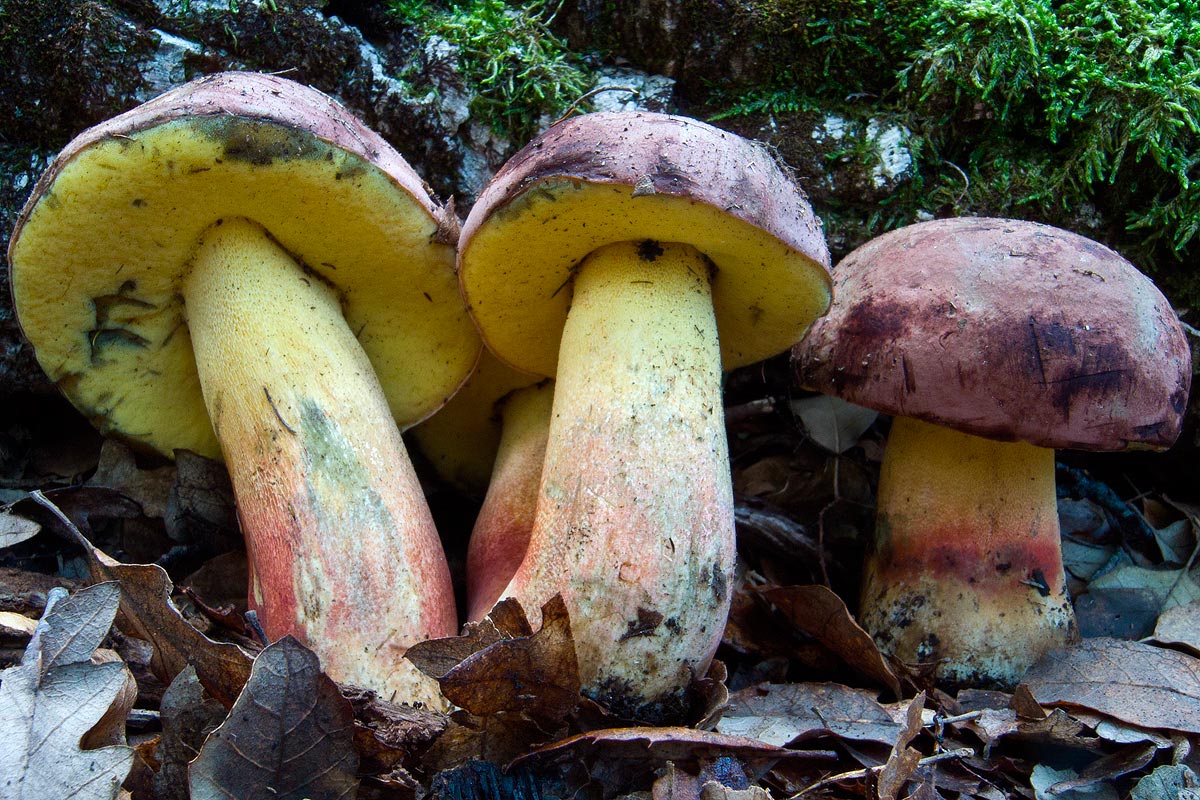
[501, 241, 734, 717]
[183, 218, 456, 707]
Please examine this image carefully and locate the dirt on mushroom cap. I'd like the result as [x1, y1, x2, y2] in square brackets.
[794, 217, 1191, 452]
[458, 110, 832, 378]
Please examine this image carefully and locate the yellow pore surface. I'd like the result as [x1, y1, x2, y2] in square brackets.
[409, 349, 541, 495]
[459, 180, 832, 378]
[11, 117, 477, 459]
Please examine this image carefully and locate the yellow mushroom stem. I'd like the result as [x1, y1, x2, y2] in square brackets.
[860, 416, 1077, 688]
[182, 217, 456, 707]
[501, 239, 734, 719]
[466, 381, 554, 621]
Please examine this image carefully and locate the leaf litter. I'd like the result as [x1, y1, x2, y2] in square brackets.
[0, 366, 1198, 798]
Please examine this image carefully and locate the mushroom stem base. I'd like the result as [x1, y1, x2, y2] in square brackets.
[860, 416, 1077, 689]
[502, 240, 734, 721]
[182, 217, 455, 707]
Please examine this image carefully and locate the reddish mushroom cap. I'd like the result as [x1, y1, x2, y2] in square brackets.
[794, 217, 1191, 451]
[459, 110, 832, 377]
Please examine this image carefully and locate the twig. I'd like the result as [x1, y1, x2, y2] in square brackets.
[789, 748, 975, 798]
[943, 160, 970, 205]
[264, 386, 296, 434]
[553, 85, 639, 124]
[725, 397, 776, 424]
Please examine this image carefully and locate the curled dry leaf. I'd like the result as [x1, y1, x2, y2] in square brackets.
[189, 636, 358, 800]
[1022, 637, 1200, 734]
[876, 692, 926, 800]
[761, 585, 901, 696]
[30, 490, 252, 705]
[0, 582, 136, 800]
[406, 597, 533, 680]
[413, 596, 579, 722]
[717, 682, 907, 747]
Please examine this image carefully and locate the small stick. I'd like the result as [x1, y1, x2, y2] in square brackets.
[264, 386, 296, 434]
[788, 747, 975, 798]
[553, 85, 639, 124]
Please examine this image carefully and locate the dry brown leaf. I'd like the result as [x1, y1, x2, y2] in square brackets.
[1151, 600, 1200, 656]
[189, 636, 358, 800]
[0, 583, 135, 800]
[30, 490, 253, 705]
[0, 507, 40, 549]
[717, 682, 905, 747]
[876, 692, 925, 800]
[153, 667, 228, 800]
[1022, 637, 1200, 734]
[163, 449, 238, 547]
[406, 597, 532, 680]
[423, 596, 579, 721]
[761, 585, 901, 696]
[1046, 742, 1158, 794]
[87, 440, 175, 520]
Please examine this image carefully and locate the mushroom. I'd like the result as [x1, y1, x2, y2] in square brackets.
[8, 72, 481, 706]
[463, 379, 555, 621]
[458, 111, 831, 718]
[410, 351, 555, 620]
[793, 217, 1192, 688]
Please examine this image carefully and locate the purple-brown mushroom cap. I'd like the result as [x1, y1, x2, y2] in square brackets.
[459, 111, 832, 377]
[794, 217, 1191, 451]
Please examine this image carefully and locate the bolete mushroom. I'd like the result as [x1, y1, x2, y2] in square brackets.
[8, 72, 480, 705]
[793, 217, 1191, 688]
[458, 111, 831, 718]
[410, 351, 554, 620]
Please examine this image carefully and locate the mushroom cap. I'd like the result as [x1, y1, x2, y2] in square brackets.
[794, 217, 1191, 451]
[458, 111, 832, 376]
[8, 72, 480, 459]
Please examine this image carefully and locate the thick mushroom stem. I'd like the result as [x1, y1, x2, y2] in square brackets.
[860, 416, 1077, 688]
[501, 240, 734, 719]
[182, 217, 456, 707]
[466, 381, 554, 621]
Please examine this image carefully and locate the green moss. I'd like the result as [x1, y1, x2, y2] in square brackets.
[710, 0, 1200, 304]
[387, 0, 592, 141]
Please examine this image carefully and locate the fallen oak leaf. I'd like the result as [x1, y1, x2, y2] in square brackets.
[153, 667, 228, 800]
[1022, 637, 1200, 735]
[406, 597, 533, 680]
[717, 682, 908, 747]
[761, 585, 901, 696]
[1150, 600, 1200, 657]
[0, 583, 136, 800]
[412, 595, 579, 722]
[189, 636, 358, 800]
[28, 490, 253, 706]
